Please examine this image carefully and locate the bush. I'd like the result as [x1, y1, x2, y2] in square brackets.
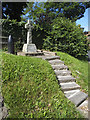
[32, 28, 47, 49]
[43, 17, 87, 58]
[1, 19, 27, 52]
[1, 19, 46, 51]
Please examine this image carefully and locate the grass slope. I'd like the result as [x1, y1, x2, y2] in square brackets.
[2, 52, 82, 118]
[57, 52, 88, 93]
[88, 63, 90, 97]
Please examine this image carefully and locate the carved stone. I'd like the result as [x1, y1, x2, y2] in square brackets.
[23, 44, 37, 53]
[22, 20, 37, 53]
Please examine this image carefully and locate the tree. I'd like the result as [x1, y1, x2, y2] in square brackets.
[1, 19, 27, 52]
[23, 2, 89, 28]
[2, 2, 27, 22]
[44, 2, 86, 21]
[22, 2, 89, 50]
[43, 17, 87, 58]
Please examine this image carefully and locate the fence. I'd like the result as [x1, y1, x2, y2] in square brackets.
[0, 36, 8, 50]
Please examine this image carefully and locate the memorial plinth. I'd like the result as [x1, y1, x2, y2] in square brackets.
[23, 44, 37, 53]
[22, 20, 37, 53]
[22, 20, 43, 56]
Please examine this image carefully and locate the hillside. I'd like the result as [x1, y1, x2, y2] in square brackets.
[1, 52, 83, 118]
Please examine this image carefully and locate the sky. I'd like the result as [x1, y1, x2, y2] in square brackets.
[76, 8, 89, 32]
[22, 4, 89, 32]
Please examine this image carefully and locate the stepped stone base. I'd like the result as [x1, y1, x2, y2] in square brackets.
[17, 51, 44, 56]
[22, 44, 37, 53]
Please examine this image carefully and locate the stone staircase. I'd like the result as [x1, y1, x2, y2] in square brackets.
[0, 83, 8, 119]
[0, 51, 88, 119]
[36, 54, 88, 118]
[0, 94, 8, 119]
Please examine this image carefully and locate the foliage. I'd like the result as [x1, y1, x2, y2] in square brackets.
[88, 63, 90, 97]
[1, 19, 26, 41]
[57, 52, 88, 93]
[43, 17, 87, 58]
[15, 41, 23, 52]
[2, 2, 27, 22]
[44, 2, 88, 22]
[1, 18, 45, 51]
[23, 2, 89, 30]
[1, 19, 27, 52]
[32, 28, 47, 49]
[22, 2, 89, 51]
[2, 52, 83, 118]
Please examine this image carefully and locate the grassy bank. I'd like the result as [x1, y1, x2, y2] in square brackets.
[57, 52, 88, 93]
[2, 52, 82, 118]
[88, 62, 90, 96]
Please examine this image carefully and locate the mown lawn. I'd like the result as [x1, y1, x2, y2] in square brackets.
[57, 52, 88, 93]
[1, 52, 83, 118]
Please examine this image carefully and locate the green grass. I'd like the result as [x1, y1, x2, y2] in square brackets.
[1, 52, 83, 118]
[57, 52, 88, 93]
[88, 63, 90, 97]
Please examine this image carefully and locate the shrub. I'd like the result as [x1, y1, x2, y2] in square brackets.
[43, 17, 87, 58]
[1, 19, 46, 51]
[1, 19, 27, 52]
[32, 28, 47, 49]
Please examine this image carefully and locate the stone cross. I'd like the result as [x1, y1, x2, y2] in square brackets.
[25, 20, 33, 44]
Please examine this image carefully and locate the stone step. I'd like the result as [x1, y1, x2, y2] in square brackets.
[68, 91, 88, 107]
[57, 75, 76, 83]
[0, 98, 3, 108]
[60, 82, 80, 91]
[0, 112, 3, 120]
[54, 70, 71, 76]
[2, 106, 8, 118]
[48, 59, 64, 65]
[64, 89, 80, 98]
[43, 56, 60, 60]
[52, 65, 68, 70]
[77, 99, 88, 118]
